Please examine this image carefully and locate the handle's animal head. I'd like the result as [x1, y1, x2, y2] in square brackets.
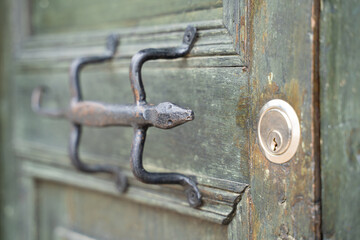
[145, 102, 194, 129]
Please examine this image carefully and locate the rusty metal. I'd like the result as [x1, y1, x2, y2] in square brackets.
[129, 26, 201, 208]
[31, 26, 202, 207]
[32, 34, 128, 192]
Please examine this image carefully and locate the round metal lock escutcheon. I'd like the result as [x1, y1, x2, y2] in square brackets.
[257, 99, 300, 164]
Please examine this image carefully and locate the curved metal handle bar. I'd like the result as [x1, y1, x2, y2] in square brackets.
[129, 26, 202, 207]
[70, 124, 127, 192]
[70, 34, 119, 103]
[31, 34, 119, 116]
[131, 127, 202, 207]
[31, 34, 128, 192]
[130, 26, 197, 105]
[31, 86, 67, 118]
[69, 34, 128, 192]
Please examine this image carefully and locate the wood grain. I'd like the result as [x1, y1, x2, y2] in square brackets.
[320, 0, 360, 238]
[30, 0, 222, 34]
[36, 180, 228, 240]
[1, 0, 338, 239]
[245, 0, 320, 238]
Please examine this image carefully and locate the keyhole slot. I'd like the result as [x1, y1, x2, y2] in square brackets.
[272, 138, 278, 151]
[266, 131, 282, 154]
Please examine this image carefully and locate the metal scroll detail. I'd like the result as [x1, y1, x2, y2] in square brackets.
[31, 26, 202, 208]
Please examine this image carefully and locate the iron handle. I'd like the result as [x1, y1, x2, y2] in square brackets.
[32, 34, 128, 192]
[129, 26, 202, 208]
[31, 26, 202, 208]
[32, 100, 193, 128]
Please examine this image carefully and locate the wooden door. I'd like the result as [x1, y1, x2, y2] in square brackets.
[0, 0, 329, 239]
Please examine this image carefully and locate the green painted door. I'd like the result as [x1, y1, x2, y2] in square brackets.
[1, 0, 356, 239]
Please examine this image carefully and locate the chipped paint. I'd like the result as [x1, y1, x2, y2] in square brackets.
[267, 72, 273, 85]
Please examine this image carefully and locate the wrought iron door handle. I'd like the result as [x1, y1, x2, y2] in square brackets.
[31, 26, 202, 208]
[32, 34, 128, 192]
[129, 26, 202, 208]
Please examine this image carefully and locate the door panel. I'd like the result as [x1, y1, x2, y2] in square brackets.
[320, 0, 360, 238]
[13, 1, 250, 239]
[37, 181, 227, 240]
[246, 1, 321, 238]
[14, 65, 249, 183]
[31, 0, 222, 34]
[2, 0, 322, 239]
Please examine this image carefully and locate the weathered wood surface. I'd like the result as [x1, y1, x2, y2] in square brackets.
[223, 0, 248, 58]
[14, 24, 249, 185]
[36, 180, 228, 240]
[320, 0, 360, 239]
[244, 0, 321, 238]
[0, 0, 8, 238]
[14, 66, 248, 184]
[20, 160, 247, 225]
[9, 0, 252, 239]
[0, 0, 24, 240]
[1, 0, 335, 239]
[31, 0, 222, 34]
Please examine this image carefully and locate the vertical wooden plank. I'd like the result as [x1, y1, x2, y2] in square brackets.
[320, 0, 360, 238]
[0, 0, 7, 238]
[227, 189, 250, 239]
[21, 176, 38, 240]
[0, 0, 18, 239]
[245, 0, 320, 238]
[1, 0, 32, 239]
[223, 0, 248, 59]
